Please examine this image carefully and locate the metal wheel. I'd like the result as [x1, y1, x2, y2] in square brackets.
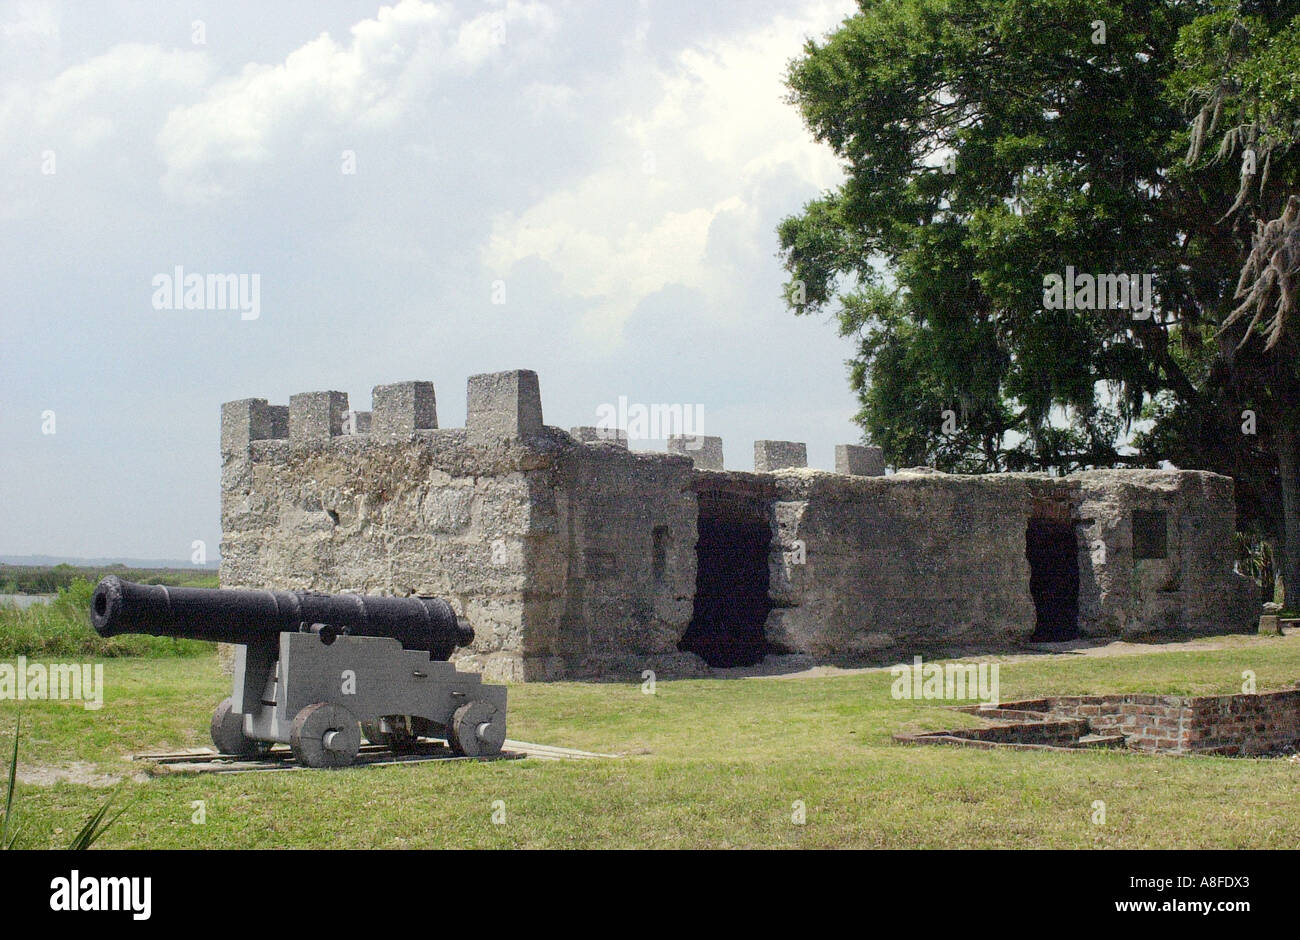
[362, 716, 420, 751]
[447, 701, 505, 757]
[290, 703, 361, 768]
[210, 697, 269, 757]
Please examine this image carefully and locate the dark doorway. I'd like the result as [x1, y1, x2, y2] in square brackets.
[1026, 515, 1080, 641]
[679, 492, 772, 667]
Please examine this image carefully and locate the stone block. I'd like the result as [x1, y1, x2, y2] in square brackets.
[221, 398, 288, 454]
[467, 370, 543, 443]
[754, 440, 807, 472]
[372, 381, 437, 439]
[836, 443, 885, 476]
[571, 426, 628, 448]
[342, 410, 372, 435]
[668, 434, 723, 470]
[289, 391, 348, 443]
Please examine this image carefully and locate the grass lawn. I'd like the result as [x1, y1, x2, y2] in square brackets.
[3, 633, 1299, 849]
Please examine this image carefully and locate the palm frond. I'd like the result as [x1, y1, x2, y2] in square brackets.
[66, 785, 130, 851]
[1, 717, 18, 850]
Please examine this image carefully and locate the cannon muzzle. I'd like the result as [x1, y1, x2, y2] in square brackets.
[90, 576, 472, 660]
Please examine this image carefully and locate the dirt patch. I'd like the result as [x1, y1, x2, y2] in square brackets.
[16, 762, 145, 787]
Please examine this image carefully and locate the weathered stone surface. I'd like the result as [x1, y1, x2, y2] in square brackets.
[221, 399, 288, 454]
[761, 467, 1256, 657]
[222, 377, 1255, 681]
[467, 370, 542, 443]
[570, 426, 628, 448]
[289, 391, 348, 443]
[835, 444, 884, 476]
[343, 410, 371, 435]
[1071, 469, 1255, 638]
[668, 434, 724, 470]
[544, 444, 698, 666]
[372, 381, 437, 439]
[765, 470, 1038, 655]
[754, 440, 807, 471]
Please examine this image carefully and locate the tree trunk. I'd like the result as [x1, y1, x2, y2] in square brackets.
[1276, 422, 1300, 610]
[1261, 541, 1277, 604]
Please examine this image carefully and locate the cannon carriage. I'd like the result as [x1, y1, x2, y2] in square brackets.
[90, 576, 507, 768]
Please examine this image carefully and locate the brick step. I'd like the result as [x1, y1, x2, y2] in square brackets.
[1076, 733, 1127, 748]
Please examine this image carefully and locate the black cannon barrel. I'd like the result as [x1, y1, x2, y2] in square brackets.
[90, 576, 472, 660]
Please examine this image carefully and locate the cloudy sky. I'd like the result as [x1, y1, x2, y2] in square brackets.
[0, 0, 861, 562]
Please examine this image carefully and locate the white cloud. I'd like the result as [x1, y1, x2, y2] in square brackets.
[0, 0, 59, 48]
[519, 79, 576, 118]
[0, 0, 867, 558]
[154, 0, 558, 203]
[1, 41, 211, 140]
[481, 1, 847, 343]
[0, 41, 210, 218]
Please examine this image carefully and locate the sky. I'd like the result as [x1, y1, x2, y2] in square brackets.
[0, 0, 863, 562]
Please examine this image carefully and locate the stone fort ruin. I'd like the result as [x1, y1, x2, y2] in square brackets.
[220, 369, 1257, 682]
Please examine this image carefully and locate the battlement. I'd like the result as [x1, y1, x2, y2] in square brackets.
[754, 439, 807, 472]
[221, 368, 888, 479]
[220, 370, 1255, 683]
[220, 369, 544, 455]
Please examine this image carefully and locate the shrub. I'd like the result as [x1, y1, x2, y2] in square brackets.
[0, 579, 210, 659]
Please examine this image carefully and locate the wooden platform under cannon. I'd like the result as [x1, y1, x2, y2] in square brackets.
[131, 739, 617, 776]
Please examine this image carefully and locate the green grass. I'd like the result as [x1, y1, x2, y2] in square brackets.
[3, 635, 1300, 849]
[0, 563, 219, 595]
[0, 580, 210, 659]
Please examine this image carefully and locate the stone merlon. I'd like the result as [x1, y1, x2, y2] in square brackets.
[754, 440, 807, 472]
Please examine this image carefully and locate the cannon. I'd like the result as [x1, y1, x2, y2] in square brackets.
[91, 576, 507, 768]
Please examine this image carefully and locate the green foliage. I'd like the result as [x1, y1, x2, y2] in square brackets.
[0, 563, 218, 595]
[0, 579, 210, 659]
[2, 717, 17, 850]
[778, 0, 1299, 507]
[63, 785, 129, 851]
[2, 718, 129, 851]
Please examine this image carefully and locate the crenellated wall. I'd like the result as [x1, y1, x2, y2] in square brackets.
[220, 368, 1256, 681]
[220, 371, 706, 682]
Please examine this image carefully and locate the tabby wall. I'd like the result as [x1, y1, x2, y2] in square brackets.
[547, 443, 703, 678]
[1073, 469, 1255, 637]
[764, 467, 1255, 657]
[219, 371, 706, 682]
[219, 369, 1256, 681]
[764, 469, 1040, 655]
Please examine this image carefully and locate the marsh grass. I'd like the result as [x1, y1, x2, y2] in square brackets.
[0, 580, 210, 659]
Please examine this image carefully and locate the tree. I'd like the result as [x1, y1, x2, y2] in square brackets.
[778, 0, 1300, 600]
[1173, 2, 1300, 602]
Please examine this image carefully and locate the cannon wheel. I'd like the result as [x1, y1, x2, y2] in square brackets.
[210, 697, 270, 758]
[447, 701, 506, 758]
[290, 703, 361, 768]
[361, 716, 420, 752]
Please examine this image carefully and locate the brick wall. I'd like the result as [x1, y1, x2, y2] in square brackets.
[944, 716, 1089, 747]
[1179, 690, 1300, 755]
[1009, 690, 1300, 755]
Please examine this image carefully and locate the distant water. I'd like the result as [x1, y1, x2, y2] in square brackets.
[0, 594, 56, 609]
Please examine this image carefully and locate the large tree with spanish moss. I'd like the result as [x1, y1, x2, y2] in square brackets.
[778, 0, 1300, 602]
